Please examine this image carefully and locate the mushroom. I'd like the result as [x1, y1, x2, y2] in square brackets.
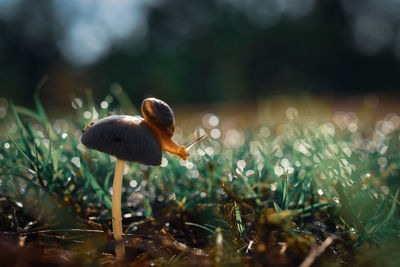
[81, 98, 207, 259]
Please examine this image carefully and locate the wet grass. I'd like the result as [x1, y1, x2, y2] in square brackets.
[1, 88, 400, 266]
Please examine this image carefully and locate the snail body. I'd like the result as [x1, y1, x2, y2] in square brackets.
[81, 98, 206, 165]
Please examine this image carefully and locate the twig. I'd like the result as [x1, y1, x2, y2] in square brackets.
[12, 207, 21, 233]
[124, 218, 153, 235]
[299, 235, 337, 267]
[2, 229, 112, 235]
[160, 227, 206, 256]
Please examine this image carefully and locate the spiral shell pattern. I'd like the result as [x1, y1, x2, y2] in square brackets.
[141, 98, 175, 137]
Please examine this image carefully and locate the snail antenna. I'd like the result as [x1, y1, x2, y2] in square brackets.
[185, 134, 207, 151]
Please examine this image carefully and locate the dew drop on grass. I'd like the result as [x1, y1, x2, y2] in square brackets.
[274, 166, 284, 176]
[71, 157, 81, 168]
[259, 127, 270, 137]
[77, 143, 86, 152]
[42, 139, 49, 148]
[388, 114, 400, 128]
[9, 124, 17, 134]
[377, 143, 388, 154]
[361, 184, 367, 190]
[161, 157, 168, 167]
[313, 154, 320, 163]
[136, 211, 144, 217]
[321, 123, 335, 136]
[92, 107, 99, 120]
[209, 115, 219, 127]
[123, 165, 129, 175]
[68, 184, 75, 191]
[123, 213, 132, 219]
[333, 111, 347, 130]
[296, 142, 310, 155]
[225, 129, 244, 148]
[140, 164, 148, 170]
[192, 170, 199, 178]
[186, 161, 193, 169]
[34, 139, 40, 147]
[179, 159, 186, 166]
[210, 128, 221, 139]
[237, 159, 246, 169]
[367, 141, 377, 153]
[72, 98, 83, 110]
[197, 148, 205, 156]
[381, 185, 389, 195]
[100, 101, 108, 109]
[130, 180, 137, 188]
[341, 158, 349, 166]
[195, 128, 206, 137]
[245, 170, 255, 176]
[271, 183, 277, 191]
[105, 95, 113, 103]
[257, 163, 264, 171]
[281, 158, 290, 169]
[205, 146, 214, 156]
[348, 122, 358, 133]
[286, 107, 298, 120]
[382, 121, 394, 134]
[83, 111, 91, 119]
[378, 157, 387, 168]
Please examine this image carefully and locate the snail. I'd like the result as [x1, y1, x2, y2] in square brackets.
[81, 97, 207, 165]
[81, 97, 207, 259]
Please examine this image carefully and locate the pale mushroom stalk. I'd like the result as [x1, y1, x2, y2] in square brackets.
[112, 159, 126, 259]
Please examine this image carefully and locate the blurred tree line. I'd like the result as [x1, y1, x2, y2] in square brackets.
[0, 0, 399, 109]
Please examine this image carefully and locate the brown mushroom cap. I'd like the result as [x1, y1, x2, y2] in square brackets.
[81, 115, 162, 165]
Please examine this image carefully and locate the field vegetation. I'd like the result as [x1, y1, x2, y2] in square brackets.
[1, 88, 400, 266]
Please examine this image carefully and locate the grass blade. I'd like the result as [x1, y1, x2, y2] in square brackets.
[234, 201, 245, 236]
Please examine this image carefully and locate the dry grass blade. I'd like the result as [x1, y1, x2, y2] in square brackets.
[160, 228, 206, 256]
[299, 235, 337, 267]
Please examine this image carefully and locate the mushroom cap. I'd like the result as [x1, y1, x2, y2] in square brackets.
[81, 115, 162, 166]
[141, 98, 175, 138]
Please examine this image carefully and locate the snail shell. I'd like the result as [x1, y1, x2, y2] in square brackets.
[141, 98, 175, 138]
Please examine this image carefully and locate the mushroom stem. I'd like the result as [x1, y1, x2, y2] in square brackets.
[112, 158, 126, 260]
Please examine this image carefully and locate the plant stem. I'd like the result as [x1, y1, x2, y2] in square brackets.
[112, 158, 126, 260]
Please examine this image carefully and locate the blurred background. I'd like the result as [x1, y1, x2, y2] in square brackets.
[1, 0, 400, 112]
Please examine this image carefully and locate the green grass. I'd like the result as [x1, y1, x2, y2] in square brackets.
[1, 89, 400, 266]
